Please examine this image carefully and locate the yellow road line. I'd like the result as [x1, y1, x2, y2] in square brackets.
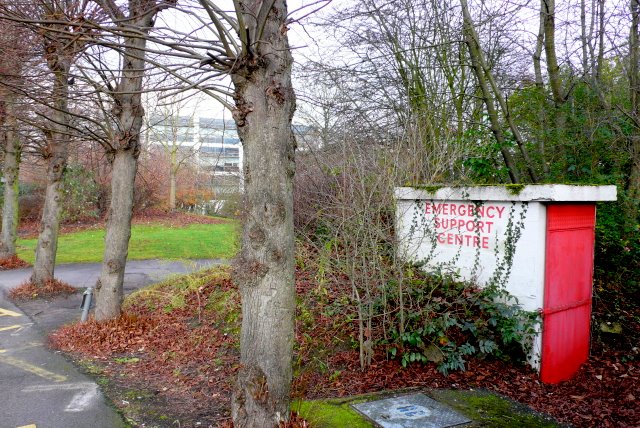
[0, 308, 22, 317]
[0, 355, 67, 382]
[0, 324, 23, 332]
[0, 343, 42, 354]
[17, 425, 37, 428]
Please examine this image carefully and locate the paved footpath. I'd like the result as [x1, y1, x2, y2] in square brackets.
[0, 259, 222, 428]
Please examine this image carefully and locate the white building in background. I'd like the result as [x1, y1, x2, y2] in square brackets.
[147, 114, 242, 173]
[147, 114, 314, 198]
[147, 114, 243, 198]
[196, 118, 242, 175]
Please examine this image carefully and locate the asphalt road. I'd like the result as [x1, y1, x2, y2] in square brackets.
[0, 259, 223, 428]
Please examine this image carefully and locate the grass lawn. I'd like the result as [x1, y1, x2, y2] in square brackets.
[17, 222, 239, 264]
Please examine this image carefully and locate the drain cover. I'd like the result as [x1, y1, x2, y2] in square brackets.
[352, 393, 470, 428]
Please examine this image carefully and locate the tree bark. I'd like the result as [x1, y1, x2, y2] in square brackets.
[533, 6, 550, 175]
[0, 94, 20, 259]
[169, 152, 177, 210]
[30, 144, 67, 285]
[229, 1, 297, 426]
[31, 61, 70, 287]
[94, 0, 154, 320]
[95, 149, 138, 320]
[543, 0, 563, 106]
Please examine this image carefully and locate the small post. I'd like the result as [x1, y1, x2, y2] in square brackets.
[80, 287, 94, 322]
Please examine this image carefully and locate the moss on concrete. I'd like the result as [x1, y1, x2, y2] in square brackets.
[294, 389, 559, 428]
[293, 398, 373, 428]
[431, 389, 559, 427]
[505, 184, 526, 195]
[410, 184, 445, 194]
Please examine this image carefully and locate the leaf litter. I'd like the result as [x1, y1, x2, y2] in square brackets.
[48, 261, 639, 427]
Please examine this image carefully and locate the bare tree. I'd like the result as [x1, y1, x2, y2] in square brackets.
[145, 94, 202, 210]
[0, 7, 30, 260]
[461, 1, 519, 182]
[187, 0, 301, 425]
[25, 1, 99, 287]
[92, 0, 173, 320]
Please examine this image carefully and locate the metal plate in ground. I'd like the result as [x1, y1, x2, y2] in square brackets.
[352, 393, 470, 428]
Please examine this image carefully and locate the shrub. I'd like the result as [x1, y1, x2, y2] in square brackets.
[594, 190, 640, 292]
[61, 164, 100, 222]
[383, 268, 540, 375]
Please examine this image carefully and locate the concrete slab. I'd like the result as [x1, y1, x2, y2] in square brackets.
[352, 393, 470, 428]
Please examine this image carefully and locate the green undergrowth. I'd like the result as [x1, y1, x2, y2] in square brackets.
[381, 267, 540, 375]
[17, 221, 238, 263]
[123, 267, 241, 337]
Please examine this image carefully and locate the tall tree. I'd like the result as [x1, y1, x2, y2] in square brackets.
[146, 95, 201, 210]
[92, 0, 172, 320]
[195, 0, 298, 425]
[0, 8, 29, 260]
[29, 0, 97, 287]
[0, 89, 21, 260]
[460, 0, 520, 183]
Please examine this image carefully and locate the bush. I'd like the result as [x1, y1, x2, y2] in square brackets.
[594, 190, 640, 292]
[61, 164, 100, 222]
[16, 183, 45, 221]
[382, 268, 540, 375]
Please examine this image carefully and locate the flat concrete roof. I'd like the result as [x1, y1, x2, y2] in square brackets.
[395, 184, 617, 202]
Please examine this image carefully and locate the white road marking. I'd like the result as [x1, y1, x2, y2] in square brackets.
[22, 382, 98, 412]
[65, 385, 99, 412]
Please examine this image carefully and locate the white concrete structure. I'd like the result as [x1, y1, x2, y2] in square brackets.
[395, 185, 617, 369]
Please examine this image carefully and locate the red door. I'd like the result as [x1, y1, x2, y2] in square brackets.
[541, 204, 596, 384]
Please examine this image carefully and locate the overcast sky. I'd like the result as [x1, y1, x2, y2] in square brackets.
[146, 0, 329, 121]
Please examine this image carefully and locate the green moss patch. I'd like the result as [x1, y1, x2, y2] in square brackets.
[292, 396, 373, 428]
[505, 184, 526, 195]
[413, 185, 444, 194]
[431, 389, 558, 427]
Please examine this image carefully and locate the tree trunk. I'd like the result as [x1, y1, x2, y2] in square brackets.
[542, 0, 570, 174]
[580, 0, 589, 76]
[543, 0, 563, 106]
[169, 153, 177, 210]
[30, 150, 66, 285]
[93, 3, 152, 320]
[94, 149, 138, 320]
[31, 67, 70, 287]
[0, 96, 20, 259]
[533, 7, 550, 176]
[230, 1, 296, 426]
